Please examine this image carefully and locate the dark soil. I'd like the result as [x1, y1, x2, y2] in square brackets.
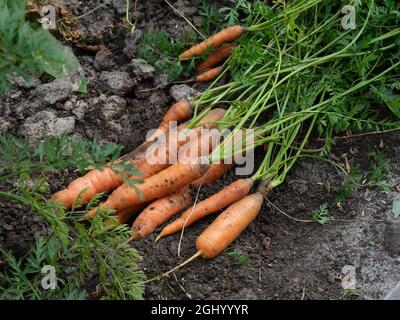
[1, 0, 399, 300]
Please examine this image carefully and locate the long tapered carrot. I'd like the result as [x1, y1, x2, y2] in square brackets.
[179, 25, 246, 60]
[87, 117, 221, 219]
[183, 66, 225, 84]
[130, 186, 192, 241]
[142, 191, 264, 284]
[196, 43, 234, 73]
[52, 101, 192, 208]
[195, 191, 263, 258]
[155, 178, 254, 242]
[91, 161, 209, 214]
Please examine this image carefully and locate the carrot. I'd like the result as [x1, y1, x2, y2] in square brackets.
[142, 191, 263, 283]
[179, 25, 246, 60]
[196, 66, 225, 82]
[130, 186, 192, 241]
[52, 101, 192, 208]
[196, 43, 234, 73]
[103, 203, 147, 231]
[95, 109, 226, 221]
[128, 162, 229, 240]
[52, 156, 145, 208]
[87, 161, 210, 215]
[147, 100, 192, 142]
[191, 162, 229, 185]
[155, 178, 254, 242]
[195, 191, 263, 258]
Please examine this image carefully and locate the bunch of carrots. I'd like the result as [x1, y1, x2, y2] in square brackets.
[52, 0, 400, 276]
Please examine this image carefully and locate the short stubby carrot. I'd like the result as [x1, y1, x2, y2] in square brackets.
[130, 186, 192, 241]
[196, 192, 263, 259]
[196, 43, 234, 73]
[179, 25, 246, 60]
[87, 161, 210, 216]
[155, 178, 254, 242]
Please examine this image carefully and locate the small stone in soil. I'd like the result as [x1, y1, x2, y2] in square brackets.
[123, 29, 142, 59]
[34, 79, 73, 105]
[169, 84, 200, 102]
[130, 59, 155, 80]
[19, 110, 75, 144]
[94, 50, 117, 71]
[99, 71, 135, 95]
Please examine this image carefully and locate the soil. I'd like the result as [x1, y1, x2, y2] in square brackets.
[0, 0, 399, 300]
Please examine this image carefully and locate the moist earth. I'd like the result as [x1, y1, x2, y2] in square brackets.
[0, 0, 399, 300]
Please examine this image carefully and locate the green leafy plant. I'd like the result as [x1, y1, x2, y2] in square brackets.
[227, 248, 250, 266]
[335, 184, 353, 205]
[0, 0, 73, 93]
[312, 203, 330, 225]
[368, 151, 391, 188]
[137, 29, 196, 81]
[199, 0, 223, 34]
[0, 134, 145, 300]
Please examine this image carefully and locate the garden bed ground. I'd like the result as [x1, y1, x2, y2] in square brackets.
[0, 0, 399, 300]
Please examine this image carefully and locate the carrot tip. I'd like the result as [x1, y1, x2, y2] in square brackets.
[154, 234, 163, 244]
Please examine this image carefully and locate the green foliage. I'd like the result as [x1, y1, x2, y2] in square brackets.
[0, 218, 144, 300]
[227, 248, 250, 266]
[0, 0, 73, 93]
[335, 184, 353, 205]
[198, 0, 222, 34]
[0, 133, 139, 181]
[368, 150, 391, 186]
[0, 134, 145, 300]
[137, 29, 196, 81]
[312, 203, 330, 225]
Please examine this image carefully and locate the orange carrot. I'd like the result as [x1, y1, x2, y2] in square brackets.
[86, 161, 210, 216]
[52, 156, 145, 208]
[155, 178, 254, 242]
[130, 186, 192, 241]
[179, 25, 246, 60]
[52, 101, 192, 208]
[196, 43, 234, 73]
[144, 191, 263, 283]
[98, 109, 226, 222]
[129, 162, 229, 240]
[147, 100, 192, 142]
[191, 162, 229, 185]
[103, 203, 147, 231]
[196, 191, 263, 258]
[196, 66, 225, 82]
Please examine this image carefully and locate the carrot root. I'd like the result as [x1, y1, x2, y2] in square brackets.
[179, 25, 245, 60]
[196, 192, 263, 259]
[156, 178, 254, 242]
